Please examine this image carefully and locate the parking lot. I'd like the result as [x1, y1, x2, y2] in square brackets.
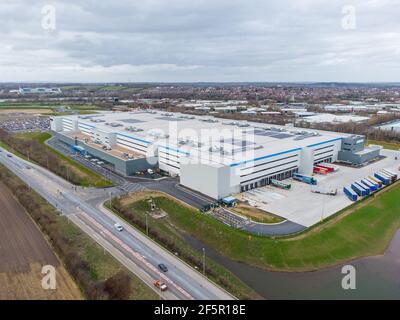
[237, 149, 400, 227]
[0, 113, 50, 132]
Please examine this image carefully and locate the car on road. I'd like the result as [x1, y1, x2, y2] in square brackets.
[114, 223, 124, 232]
[26, 166, 31, 170]
[7, 154, 12, 158]
[154, 280, 168, 291]
[158, 263, 168, 272]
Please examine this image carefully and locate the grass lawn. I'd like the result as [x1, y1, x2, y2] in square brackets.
[366, 139, 400, 151]
[0, 102, 104, 112]
[12, 132, 112, 188]
[115, 183, 400, 272]
[232, 203, 285, 224]
[99, 85, 129, 91]
[109, 191, 261, 299]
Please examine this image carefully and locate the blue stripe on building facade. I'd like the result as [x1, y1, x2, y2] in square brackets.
[117, 133, 151, 145]
[229, 138, 343, 167]
[159, 145, 190, 156]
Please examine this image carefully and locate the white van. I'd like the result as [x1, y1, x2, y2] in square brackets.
[114, 223, 124, 232]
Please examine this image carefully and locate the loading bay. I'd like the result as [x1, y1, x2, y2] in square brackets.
[237, 149, 400, 227]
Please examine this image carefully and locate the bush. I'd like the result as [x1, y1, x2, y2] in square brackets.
[104, 271, 131, 300]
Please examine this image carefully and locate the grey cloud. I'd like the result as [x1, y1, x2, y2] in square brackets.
[0, 0, 399, 82]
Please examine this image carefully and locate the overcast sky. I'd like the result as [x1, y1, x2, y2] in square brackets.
[1, 0, 400, 82]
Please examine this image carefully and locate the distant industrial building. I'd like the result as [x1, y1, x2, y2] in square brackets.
[301, 113, 370, 124]
[51, 111, 380, 199]
[376, 120, 400, 133]
[15, 87, 62, 95]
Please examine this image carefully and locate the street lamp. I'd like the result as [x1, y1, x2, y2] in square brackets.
[202, 247, 206, 275]
[145, 212, 149, 236]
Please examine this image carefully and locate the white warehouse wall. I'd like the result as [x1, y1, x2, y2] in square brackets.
[180, 161, 237, 199]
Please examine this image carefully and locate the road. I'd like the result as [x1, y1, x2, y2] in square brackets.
[0, 147, 234, 300]
[47, 136, 308, 235]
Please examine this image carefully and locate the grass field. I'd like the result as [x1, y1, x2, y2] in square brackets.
[367, 139, 400, 151]
[110, 191, 261, 300]
[0, 102, 103, 114]
[116, 183, 400, 272]
[12, 132, 112, 188]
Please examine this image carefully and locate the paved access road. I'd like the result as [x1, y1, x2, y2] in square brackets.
[0, 147, 234, 300]
[47, 136, 307, 236]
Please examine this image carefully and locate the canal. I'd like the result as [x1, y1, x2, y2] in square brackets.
[184, 230, 400, 299]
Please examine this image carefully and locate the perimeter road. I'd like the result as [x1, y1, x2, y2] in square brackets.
[0, 147, 234, 300]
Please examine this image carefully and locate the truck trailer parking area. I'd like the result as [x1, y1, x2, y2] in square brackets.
[237, 149, 400, 227]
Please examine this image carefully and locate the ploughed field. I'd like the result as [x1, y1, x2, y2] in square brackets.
[0, 181, 81, 299]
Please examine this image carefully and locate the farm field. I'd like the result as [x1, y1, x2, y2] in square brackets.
[0, 181, 82, 300]
[367, 139, 400, 151]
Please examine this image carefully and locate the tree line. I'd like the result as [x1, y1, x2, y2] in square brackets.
[297, 114, 400, 143]
[110, 197, 249, 299]
[0, 129, 84, 185]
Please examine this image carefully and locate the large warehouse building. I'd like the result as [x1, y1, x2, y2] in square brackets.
[50, 110, 380, 199]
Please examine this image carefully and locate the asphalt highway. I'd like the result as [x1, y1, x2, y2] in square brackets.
[0, 147, 234, 300]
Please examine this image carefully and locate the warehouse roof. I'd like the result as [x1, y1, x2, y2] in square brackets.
[59, 111, 351, 166]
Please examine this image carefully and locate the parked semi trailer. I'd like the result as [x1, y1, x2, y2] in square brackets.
[383, 169, 398, 180]
[381, 169, 397, 182]
[352, 183, 367, 196]
[313, 166, 328, 175]
[355, 182, 370, 195]
[374, 172, 391, 185]
[320, 163, 339, 172]
[365, 178, 379, 190]
[379, 171, 393, 184]
[293, 173, 317, 185]
[368, 176, 383, 187]
[361, 179, 377, 191]
[271, 179, 291, 190]
[316, 164, 334, 173]
[311, 186, 337, 195]
[344, 186, 358, 201]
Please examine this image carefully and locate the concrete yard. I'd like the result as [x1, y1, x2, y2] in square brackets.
[238, 149, 400, 227]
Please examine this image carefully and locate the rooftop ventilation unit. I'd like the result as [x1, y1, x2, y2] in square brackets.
[223, 121, 240, 126]
[269, 127, 282, 132]
[294, 132, 316, 140]
[179, 138, 202, 147]
[201, 118, 219, 123]
[178, 115, 195, 119]
[149, 130, 169, 139]
[106, 122, 123, 127]
[125, 126, 144, 132]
